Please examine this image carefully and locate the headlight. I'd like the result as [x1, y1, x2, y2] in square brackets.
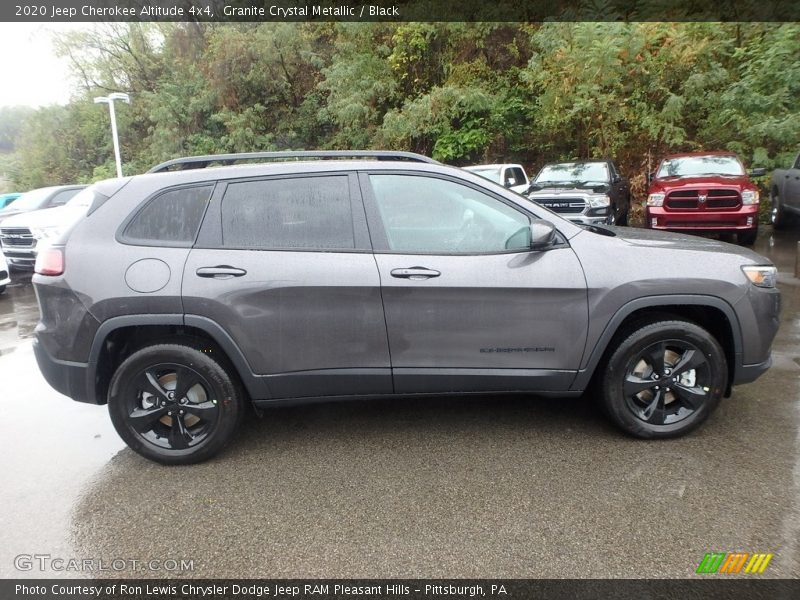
[587, 195, 611, 208]
[742, 265, 777, 288]
[30, 226, 61, 240]
[741, 190, 760, 205]
[646, 193, 665, 207]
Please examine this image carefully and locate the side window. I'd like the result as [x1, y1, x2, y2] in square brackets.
[369, 174, 531, 254]
[609, 163, 619, 180]
[509, 167, 526, 185]
[123, 185, 212, 245]
[794, 155, 800, 170]
[49, 189, 80, 207]
[221, 176, 354, 250]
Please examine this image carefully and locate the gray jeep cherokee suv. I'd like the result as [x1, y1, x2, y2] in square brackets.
[31, 151, 780, 464]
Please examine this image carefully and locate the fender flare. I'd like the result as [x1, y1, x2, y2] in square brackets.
[570, 294, 742, 391]
[87, 314, 266, 403]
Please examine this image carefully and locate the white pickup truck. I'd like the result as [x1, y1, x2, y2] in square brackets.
[463, 163, 530, 194]
[770, 153, 800, 228]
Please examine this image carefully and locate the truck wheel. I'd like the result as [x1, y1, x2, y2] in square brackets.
[771, 190, 788, 230]
[601, 320, 727, 439]
[617, 207, 629, 226]
[108, 344, 244, 465]
[738, 228, 758, 246]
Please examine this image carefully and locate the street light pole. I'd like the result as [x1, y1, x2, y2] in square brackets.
[94, 92, 130, 178]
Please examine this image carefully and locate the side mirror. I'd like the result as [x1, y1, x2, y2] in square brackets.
[504, 178, 515, 188]
[647, 172, 655, 184]
[749, 167, 767, 177]
[530, 219, 556, 250]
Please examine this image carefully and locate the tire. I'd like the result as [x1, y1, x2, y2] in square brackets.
[770, 190, 789, 230]
[617, 206, 629, 226]
[600, 320, 727, 439]
[0, 285, 5, 294]
[108, 344, 244, 465]
[737, 228, 758, 246]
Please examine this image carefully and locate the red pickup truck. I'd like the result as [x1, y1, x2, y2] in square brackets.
[645, 152, 766, 245]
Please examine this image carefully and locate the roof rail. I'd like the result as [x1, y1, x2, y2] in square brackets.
[147, 150, 439, 173]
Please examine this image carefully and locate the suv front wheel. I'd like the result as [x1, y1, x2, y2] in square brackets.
[601, 320, 727, 438]
[108, 344, 244, 465]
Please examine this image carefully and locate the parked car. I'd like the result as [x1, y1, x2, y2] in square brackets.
[0, 252, 10, 294]
[645, 152, 766, 246]
[769, 152, 800, 229]
[525, 160, 630, 225]
[32, 151, 779, 465]
[0, 185, 86, 224]
[463, 164, 530, 194]
[0, 193, 21, 209]
[0, 187, 94, 270]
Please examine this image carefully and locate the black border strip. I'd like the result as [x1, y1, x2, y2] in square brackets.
[4, 579, 800, 599]
[3, 1, 798, 23]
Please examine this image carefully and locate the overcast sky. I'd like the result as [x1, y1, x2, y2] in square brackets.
[0, 23, 90, 108]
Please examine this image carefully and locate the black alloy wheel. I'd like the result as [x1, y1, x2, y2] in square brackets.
[108, 344, 244, 464]
[601, 320, 727, 438]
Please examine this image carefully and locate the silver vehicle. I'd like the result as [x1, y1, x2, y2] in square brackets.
[0, 187, 94, 269]
[31, 152, 780, 464]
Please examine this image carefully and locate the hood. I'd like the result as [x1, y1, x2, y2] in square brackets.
[0, 204, 86, 229]
[596, 225, 769, 263]
[649, 174, 755, 193]
[0, 206, 27, 220]
[527, 181, 609, 196]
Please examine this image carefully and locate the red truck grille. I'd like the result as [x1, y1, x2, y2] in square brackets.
[665, 189, 741, 210]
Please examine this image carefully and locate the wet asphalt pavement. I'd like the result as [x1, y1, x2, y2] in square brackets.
[0, 229, 798, 580]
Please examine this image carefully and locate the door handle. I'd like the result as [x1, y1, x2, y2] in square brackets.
[196, 266, 247, 279]
[390, 267, 441, 280]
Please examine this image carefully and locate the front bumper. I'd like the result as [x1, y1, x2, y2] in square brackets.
[646, 204, 759, 231]
[733, 356, 773, 385]
[565, 214, 612, 225]
[2, 248, 36, 269]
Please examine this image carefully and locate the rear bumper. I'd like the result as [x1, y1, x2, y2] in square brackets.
[645, 204, 758, 231]
[33, 338, 94, 404]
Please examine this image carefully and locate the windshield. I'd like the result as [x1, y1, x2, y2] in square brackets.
[466, 167, 502, 184]
[536, 162, 609, 184]
[657, 155, 745, 178]
[3, 187, 55, 211]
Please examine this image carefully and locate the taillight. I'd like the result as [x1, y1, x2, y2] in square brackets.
[34, 247, 64, 276]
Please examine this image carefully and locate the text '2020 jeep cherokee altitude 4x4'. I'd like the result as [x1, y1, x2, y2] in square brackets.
[32, 151, 780, 464]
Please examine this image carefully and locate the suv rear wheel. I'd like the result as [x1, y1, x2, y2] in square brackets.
[108, 344, 244, 465]
[601, 320, 727, 438]
[771, 190, 789, 230]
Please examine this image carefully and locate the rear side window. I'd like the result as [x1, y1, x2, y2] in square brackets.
[123, 185, 212, 246]
[49, 188, 82, 207]
[220, 176, 354, 250]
